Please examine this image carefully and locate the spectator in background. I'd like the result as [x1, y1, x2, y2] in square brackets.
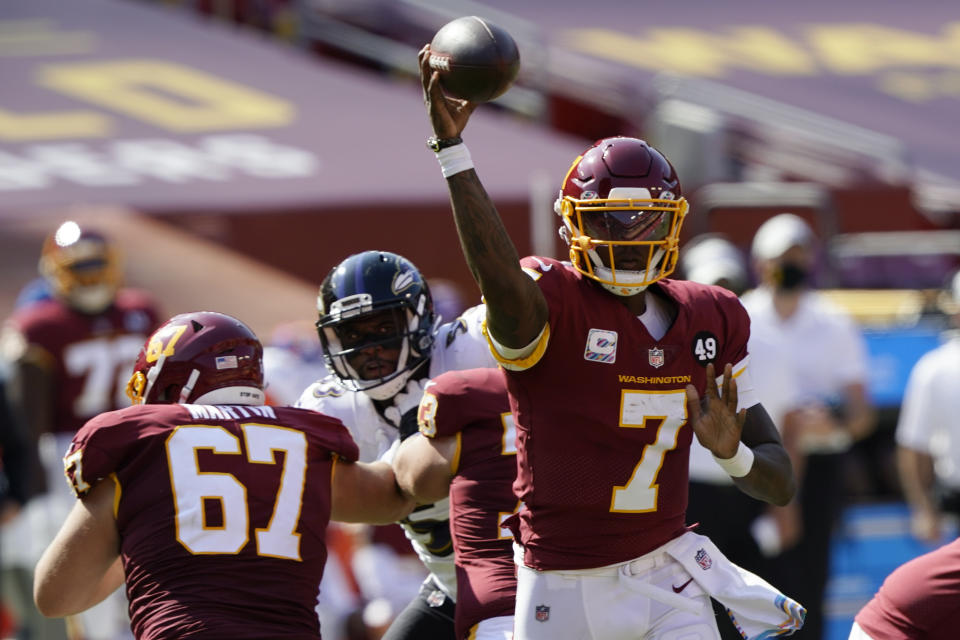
[0, 221, 162, 640]
[741, 213, 876, 640]
[682, 233, 752, 297]
[849, 537, 960, 640]
[681, 234, 806, 640]
[895, 269, 960, 543]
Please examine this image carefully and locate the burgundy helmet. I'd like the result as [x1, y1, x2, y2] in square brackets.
[126, 311, 264, 405]
[555, 137, 689, 295]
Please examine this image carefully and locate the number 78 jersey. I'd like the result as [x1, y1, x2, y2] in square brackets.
[504, 257, 756, 571]
[64, 403, 358, 639]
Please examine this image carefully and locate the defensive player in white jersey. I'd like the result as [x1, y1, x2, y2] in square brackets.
[296, 250, 496, 640]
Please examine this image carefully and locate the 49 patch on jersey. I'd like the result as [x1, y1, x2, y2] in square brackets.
[690, 331, 719, 367]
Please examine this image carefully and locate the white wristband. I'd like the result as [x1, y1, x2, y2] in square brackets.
[436, 142, 473, 178]
[712, 442, 755, 478]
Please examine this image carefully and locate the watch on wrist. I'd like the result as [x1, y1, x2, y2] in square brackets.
[427, 136, 463, 152]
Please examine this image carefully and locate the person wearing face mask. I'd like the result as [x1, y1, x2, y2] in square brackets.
[741, 213, 876, 640]
[0, 220, 161, 640]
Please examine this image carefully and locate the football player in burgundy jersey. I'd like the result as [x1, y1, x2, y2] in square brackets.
[33, 312, 414, 640]
[296, 251, 497, 640]
[419, 48, 804, 639]
[392, 367, 517, 640]
[1, 221, 160, 640]
[851, 538, 960, 640]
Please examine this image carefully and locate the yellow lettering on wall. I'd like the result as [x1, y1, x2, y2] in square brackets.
[0, 108, 110, 141]
[807, 22, 960, 74]
[878, 70, 960, 102]
[0, 20, 97, 56]
[711, 27, 817, 75]
[39, 60, 294, 132]
[562, 27, 815, 77]
[877, 71, 937, 102]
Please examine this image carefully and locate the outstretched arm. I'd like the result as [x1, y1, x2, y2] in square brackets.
[419, 45, 547, 349]
[393, 432, 459, 504]
[687, 363, 795, 506]
[331, 460, 416, 525]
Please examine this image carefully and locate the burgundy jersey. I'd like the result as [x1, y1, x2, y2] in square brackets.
[3, 290, 160, 434]
[64, 403, 359, 640]
[855, 538, 960, 640]
[418, 368, 518, 639]
[505, 257, 751, 570]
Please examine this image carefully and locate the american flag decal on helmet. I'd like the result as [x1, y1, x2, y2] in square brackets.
[215, 355, 238, 370]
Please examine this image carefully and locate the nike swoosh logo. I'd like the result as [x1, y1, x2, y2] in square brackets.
[672, 578, 694, 593]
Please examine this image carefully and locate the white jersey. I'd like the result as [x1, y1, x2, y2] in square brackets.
[296, 304, 497, 598]
[895, 335, 960, 489]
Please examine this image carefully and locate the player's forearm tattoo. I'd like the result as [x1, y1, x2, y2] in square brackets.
[446, 171, 533, 342]
[447, 171, 519, 281]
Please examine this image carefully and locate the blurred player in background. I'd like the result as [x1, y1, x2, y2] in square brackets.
[393, 367, 517, 640]
[33, 311, 414, 639]
[419, 45, 804, 640]
[296, 250, 496, 640]
[896, 269, 960, 543]
[742, 213, 875, 639]
[1, 220, 161, 640]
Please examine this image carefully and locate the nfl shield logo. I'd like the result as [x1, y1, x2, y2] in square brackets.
[695, 548, 713, 570]
[535, 605, 550, 622]
[648, 347, 665, 368]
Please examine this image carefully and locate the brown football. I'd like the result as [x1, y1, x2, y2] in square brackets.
[428, 16, 520, 103]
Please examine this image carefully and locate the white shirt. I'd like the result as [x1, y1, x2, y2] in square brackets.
[740, 287, 868, 408]
[295, 304, 497, 598]
[895, 335, 960, 489]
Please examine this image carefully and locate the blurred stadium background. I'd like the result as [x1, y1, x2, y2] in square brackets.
[2, 0, 959, 638]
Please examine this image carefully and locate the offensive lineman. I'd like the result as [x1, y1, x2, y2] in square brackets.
[34, 311, 414, 639]
[393, 367, 518, 640]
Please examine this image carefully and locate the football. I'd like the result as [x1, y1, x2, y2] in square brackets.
[428, 16, 520, 103]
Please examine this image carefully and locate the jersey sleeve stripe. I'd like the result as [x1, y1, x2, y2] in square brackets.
[111, 473, 122, 518]
[482, 322, 551, 372]
[450, 432, 463, 476]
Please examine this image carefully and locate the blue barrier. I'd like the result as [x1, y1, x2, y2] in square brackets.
[824, 502, 956, 640]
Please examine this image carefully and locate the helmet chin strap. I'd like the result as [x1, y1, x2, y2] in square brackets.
[142, 352, 168, 403]
[178, 369, 201, 404]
